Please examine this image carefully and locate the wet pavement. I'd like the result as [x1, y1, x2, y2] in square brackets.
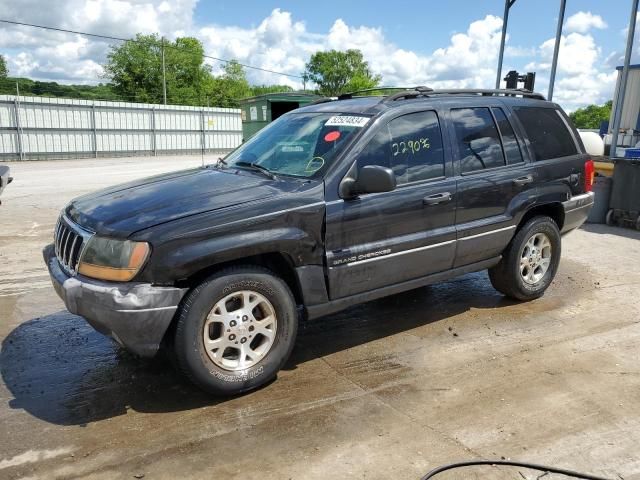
[1, 157, 640, 479]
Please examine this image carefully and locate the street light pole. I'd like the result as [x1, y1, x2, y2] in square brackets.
[547, 0, 567, 101]
[495, 0, 514, 89]
[610, 0, 639, 158]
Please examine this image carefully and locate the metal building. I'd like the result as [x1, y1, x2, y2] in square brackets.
[0, 95, 243, 161]
[239, 92, 320, 140]
[608, 64, 640, 151]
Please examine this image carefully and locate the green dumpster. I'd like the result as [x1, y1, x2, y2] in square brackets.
[239, 93, 321, 141]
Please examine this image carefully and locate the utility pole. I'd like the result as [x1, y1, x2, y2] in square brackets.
[610, 0, 639, 158]
[161, 37, 167, 105]
[547, 0, 567, 100]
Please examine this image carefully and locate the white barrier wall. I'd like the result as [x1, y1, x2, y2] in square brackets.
[0, 95, 243, 160]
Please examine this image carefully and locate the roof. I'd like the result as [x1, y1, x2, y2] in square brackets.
[615, 64, 640, 71]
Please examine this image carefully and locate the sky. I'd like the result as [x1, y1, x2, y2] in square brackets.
[0, 0, 638, 111]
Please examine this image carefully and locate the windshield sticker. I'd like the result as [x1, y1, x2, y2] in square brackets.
[324, 131, 341, 142]
[280, 145, 305, 152]
[325, 116, 369, 128]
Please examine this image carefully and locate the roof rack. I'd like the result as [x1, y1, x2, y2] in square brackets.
[337, 86, 415, 100]
[382, 88, 546, 103]
[307, 97, 335, 106]
[306, 87, 546, 107]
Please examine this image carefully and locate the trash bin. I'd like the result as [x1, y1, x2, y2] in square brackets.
[606, 157, 640, 230]
[586, 175, 612, 224]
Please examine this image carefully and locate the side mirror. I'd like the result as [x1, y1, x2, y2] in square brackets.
[356, 165, 396, 194]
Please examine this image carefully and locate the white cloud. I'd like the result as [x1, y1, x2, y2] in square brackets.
[199, 11, 506, 89]
[0, 0, 196, 83]
[526, 31, 616, 111]
[0, 4, 618, 110]
[564, 11, 607, 33]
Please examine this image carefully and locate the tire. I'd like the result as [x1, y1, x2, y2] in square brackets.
[173, 266, 298, 396]
[488, 216, 561, 301]
[605, 209, 615, 226]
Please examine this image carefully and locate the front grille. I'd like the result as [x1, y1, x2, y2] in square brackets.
[54, 216, 92, 275]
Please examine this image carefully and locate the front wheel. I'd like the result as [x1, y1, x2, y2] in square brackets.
[173, 266, 298, 396]
[489, 216, 561, 301]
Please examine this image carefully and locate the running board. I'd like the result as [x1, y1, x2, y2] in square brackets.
[305, 256, 501, 320]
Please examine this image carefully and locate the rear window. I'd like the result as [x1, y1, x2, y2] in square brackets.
[513, 107, 578, 161]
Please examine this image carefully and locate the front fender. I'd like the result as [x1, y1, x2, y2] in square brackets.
[158, 227, 320, 281]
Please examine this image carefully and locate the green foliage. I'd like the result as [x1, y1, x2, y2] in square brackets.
[103, 33, 213, 105]
[250, 84, 294, 96]
[0, 55, 7, 78]
[569, 101, 612, 129]
[303, 49, 381, 96]
[208, 60, 252, 107]
[0, 76, 123, 100]
[0, 34, 323, 107]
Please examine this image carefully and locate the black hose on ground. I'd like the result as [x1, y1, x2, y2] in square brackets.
[420, 460, 612, 480]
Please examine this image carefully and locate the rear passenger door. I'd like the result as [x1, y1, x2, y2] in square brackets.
[449, 106, 536, 268]
[510, 106, 584, 199]
[325, 109, 457, 299]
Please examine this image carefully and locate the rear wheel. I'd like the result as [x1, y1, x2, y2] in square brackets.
[173, 266, 298, 396]
[489, 216, 561, 301]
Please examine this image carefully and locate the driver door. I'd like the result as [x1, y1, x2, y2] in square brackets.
[325, 110, 457, 299]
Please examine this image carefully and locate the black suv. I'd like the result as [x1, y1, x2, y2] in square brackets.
[44, 88, 594, 395]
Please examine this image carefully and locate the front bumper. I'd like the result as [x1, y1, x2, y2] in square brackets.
[43, 244, 187, 357]
[561, 191, 595, 234]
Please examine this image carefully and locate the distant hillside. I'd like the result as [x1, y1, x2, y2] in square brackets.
[0, 76, 296, 104]
[0, 77, 124, 101]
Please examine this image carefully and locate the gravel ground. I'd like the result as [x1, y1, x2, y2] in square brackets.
[0, 156, 639, 480]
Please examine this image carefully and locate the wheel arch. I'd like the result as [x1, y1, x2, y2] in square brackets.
[176, 251, 304, 305]
[516, 202, 565, 232]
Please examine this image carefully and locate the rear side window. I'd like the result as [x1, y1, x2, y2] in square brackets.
[451, 108, 505, 173]
[513, 107, 578, 160]
[492, 107, 523, 164]
[358, 111, 445, 184]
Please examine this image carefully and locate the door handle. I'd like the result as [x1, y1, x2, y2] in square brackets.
[423, 192, 452, 205]
[513, 174, 534, 186]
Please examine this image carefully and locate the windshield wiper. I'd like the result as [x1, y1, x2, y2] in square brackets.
[234, 161, 277, 180]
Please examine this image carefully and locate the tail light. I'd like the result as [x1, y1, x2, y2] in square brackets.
[584, 159, 595, 192]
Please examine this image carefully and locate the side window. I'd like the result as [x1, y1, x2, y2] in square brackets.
[357, 111, 445, 184]
[451, 108, 505, 173]
[358, 126, 392, 170]
[512, 107, 578, 160]
[492, 107, 523, 164]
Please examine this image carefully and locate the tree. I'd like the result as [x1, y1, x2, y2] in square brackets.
[569, 100, 612, 129]
[0, 55, 7, 78]
[303, 49, 381, 96]
[250, 84, 294, 96]
[207, 61, 252, 107]
[103, 34, 212, 105]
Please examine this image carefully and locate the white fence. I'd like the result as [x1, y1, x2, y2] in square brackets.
[0, 95, 243, 160]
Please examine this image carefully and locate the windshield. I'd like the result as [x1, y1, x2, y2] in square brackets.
[224, 112, 370, 178]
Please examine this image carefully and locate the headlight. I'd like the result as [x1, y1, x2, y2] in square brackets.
[78, 237, 150, 282]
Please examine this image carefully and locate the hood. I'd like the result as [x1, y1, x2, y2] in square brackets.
[66, 167, 290, 236]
